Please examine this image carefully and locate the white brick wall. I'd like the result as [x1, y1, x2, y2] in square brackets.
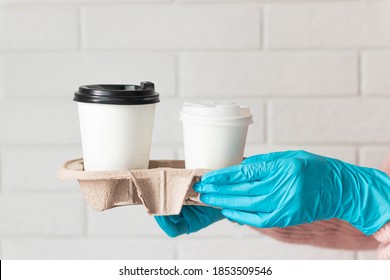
[362, 51, 390, 96]
[1, 0, 169, 2]
[359, 146, 390, 169]
[0, 7, 79, 51]
[0, 99, 80, 145]
[244, 145, 357, 164]
[1, 238, 176, 260]
[1, 0, 389, 260]
[177, 237, 355, 260]
[3, 53, 176, 98]
[0, 194, 84, 235]
[266, 2, 390, 49]
[0, 57, 4, 97]
[1, 146, 81, 191]
[356, 250, 378, 260]
[81, 5, 261, 50]
[269, 99, 390, 143]
[179, 52, 358, 97]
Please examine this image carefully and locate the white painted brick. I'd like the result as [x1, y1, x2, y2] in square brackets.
[178, 0, 259, 1]
[0, 99, 211, 147]
[2, 53, 79, 98]
[1, 146, 81, 192]
[1, 0, 169, 2]
[150, 145, 177, 160]
[1, 238, 175, 259]
[3, 53, 175, 98]
[0, 99, 80, 145]
[359, 146, 390, 169]
[269, 99, 390, 144]
[356, 250, 378, 260]
[80, 53, 175, 96]
[88, 202, 258, 238]
[0, 7, 78, 50]
[179, 52, 357, 97]
[178, 0, 336, 2]
[87, 205, 166, 237]
[176, 148, 185, 160]
[0, 59, 4, 97]
[178, 236, 354, 259]
[245, 145, 357, 164]
[82, 5, 260, 50]
[179, 0, 335, 1]
[0, 194, 84, 235]
[266, 2, 390, 49]
[362, 51, 390, 95]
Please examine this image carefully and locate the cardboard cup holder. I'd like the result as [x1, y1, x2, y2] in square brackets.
[58, 159, 209, 215]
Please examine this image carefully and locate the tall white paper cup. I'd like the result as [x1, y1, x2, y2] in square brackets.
[74, 82, 160, 171]
[180, 102, 253, 170]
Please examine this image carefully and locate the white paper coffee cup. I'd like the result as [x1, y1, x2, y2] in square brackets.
[74, 82, 160, 171]
[180, 101, 253, 170]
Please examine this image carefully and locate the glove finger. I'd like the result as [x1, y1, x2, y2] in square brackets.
[201, 161, 275, 185]
[194, 180, 273, 196]
[181, 205, 224, 233]
[154, 206, 225, 237]
[200, 194, 274, 213]
[154, 215, 189, 237]
[222, 209, 275, 228]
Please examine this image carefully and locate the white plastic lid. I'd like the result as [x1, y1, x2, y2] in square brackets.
[179, 101, 253, 126]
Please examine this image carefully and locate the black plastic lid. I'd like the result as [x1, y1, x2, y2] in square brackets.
[74, 82, 160, 105]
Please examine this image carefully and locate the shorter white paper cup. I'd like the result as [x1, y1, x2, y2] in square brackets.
[180, 102, 253, 170]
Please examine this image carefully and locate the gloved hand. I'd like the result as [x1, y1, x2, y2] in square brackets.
[194, 150, 390, 235]
[154, 205, 224, 237]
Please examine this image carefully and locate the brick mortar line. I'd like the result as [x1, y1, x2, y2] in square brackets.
[255, 96, 390, 101]
[173, 240, 179, 260]
[77, 7, 82, 51]
[263, 102, 268, 144]
[263, 47, 390, 52]
[175, 95, 390, 100]
[247, 144, 371, 148]
[0, 2, 271, 8]
[357, 50, 362, 96]
[0, 189, 82, 194]
[82, 198, 88, 237]
[355, 146, 361, 166]
[0, 148, 3, 194]
[259, 6, 263, 50]
[0, 1, 367, 6]
[1, 49, 390, 55]
[174, 53, 179, 97]
[353, 250, 358, 260]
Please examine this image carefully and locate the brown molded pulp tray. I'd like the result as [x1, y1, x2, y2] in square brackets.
[58, 159, 209, 215]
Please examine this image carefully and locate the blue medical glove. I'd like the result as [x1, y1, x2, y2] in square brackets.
[154, 205, 224, 237]
[194, 150, 390, 235]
